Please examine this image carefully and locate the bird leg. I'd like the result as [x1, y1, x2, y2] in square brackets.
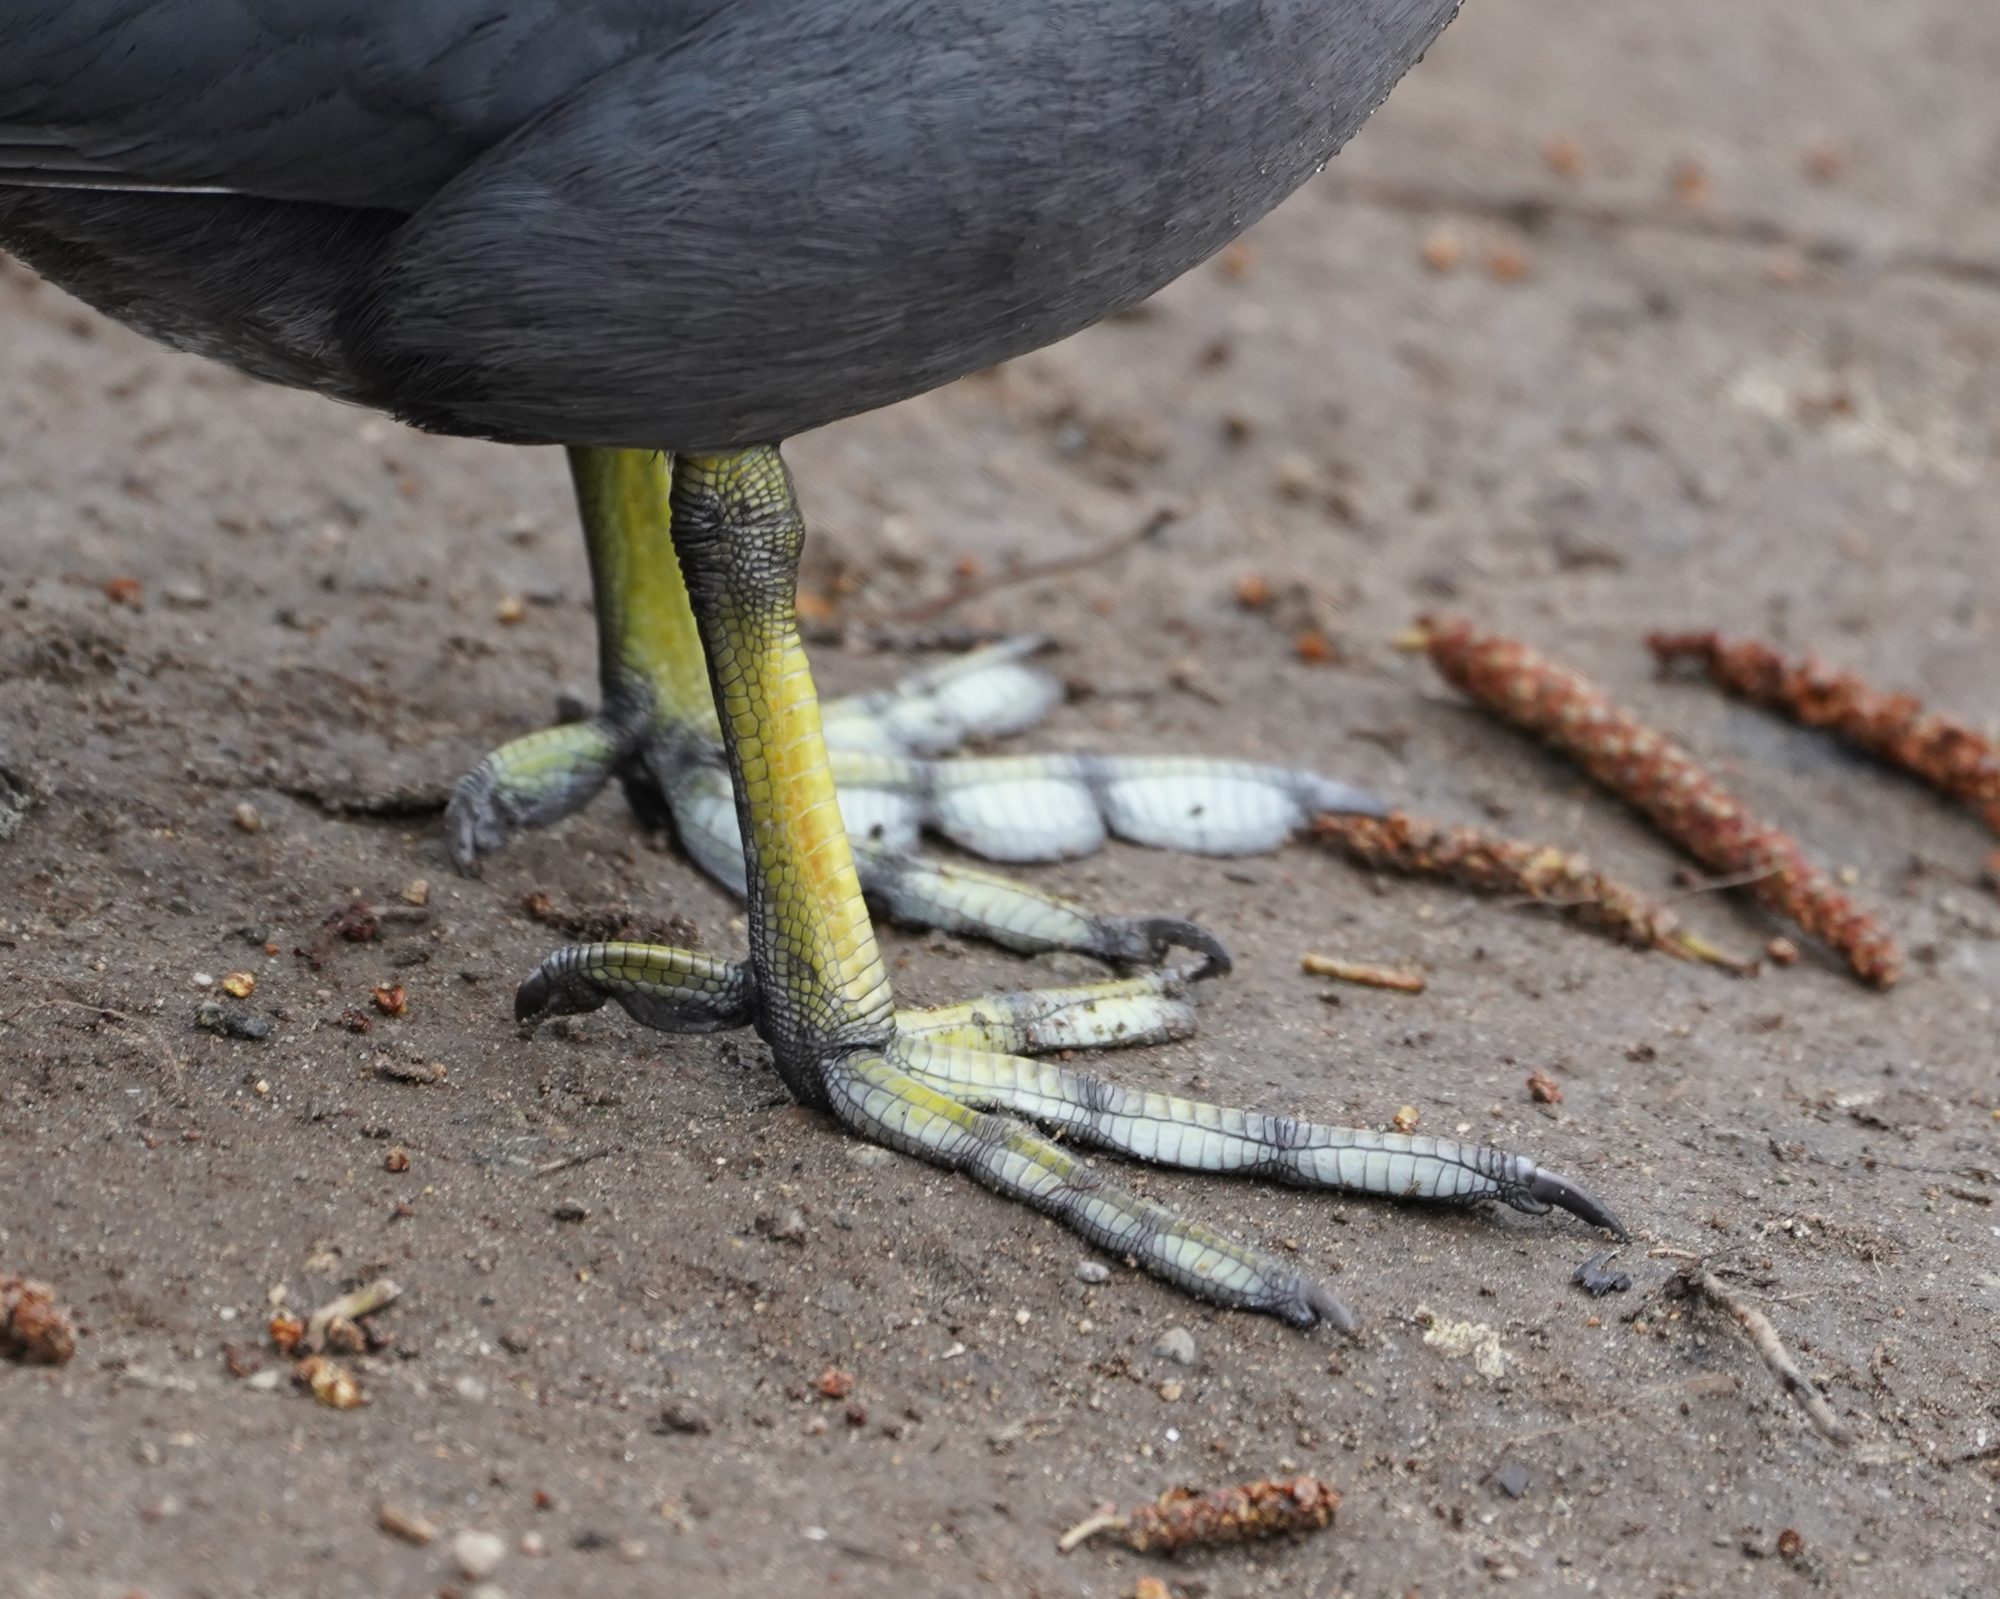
[515, 446, 1624, 1330]
[448, 450, 1349, 971]
[448, 447, 714, 868]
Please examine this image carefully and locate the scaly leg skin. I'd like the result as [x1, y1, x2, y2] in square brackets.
[514, 446, 1625, 1331]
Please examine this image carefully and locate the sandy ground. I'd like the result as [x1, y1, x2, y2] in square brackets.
[4, 3, 2000, 1596]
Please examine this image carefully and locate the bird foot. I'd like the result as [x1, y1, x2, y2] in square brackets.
[514, 940, 1626, 1329]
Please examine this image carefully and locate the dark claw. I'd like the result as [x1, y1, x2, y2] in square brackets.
[514, 966, 553, 1024]
[1527, 1168, 1629, 1240]
[1294, 1277, 1358, 1336]
[513, 952, 613, 1027]
[1131, 917, 1233, 981]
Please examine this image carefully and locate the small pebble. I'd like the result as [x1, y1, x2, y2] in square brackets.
[761, 1208, 807, 1243]
[655, 1401, 713, 1436]
[617, 1538, 648, 1564]
[519, 1533, 548, 1558]
[1492, 1459, 1532, 1499]
[1074, 1261, 1111, 1285]
[233, 801, 263, 833]
[194, 1001, 273, 1041]
[453, 1529, 506, 1581]
[845, 1143, 896, 1168]
[1419, 223, 1463, 273]
[1152, 1327, 1198, 1366]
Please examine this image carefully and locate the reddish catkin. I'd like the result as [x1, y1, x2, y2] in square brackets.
[1648, 630, 2000, 835]
[1420, 614, 1903, 988]
[1059, 1475, 1341, 1555]
[1312, 810, 1753, 971]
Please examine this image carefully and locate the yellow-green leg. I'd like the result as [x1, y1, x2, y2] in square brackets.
[515, 446, 1624, 1331]
[448, 447, 715, 870]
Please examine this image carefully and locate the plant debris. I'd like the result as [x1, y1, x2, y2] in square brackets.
[376, 1503, 439, 1545]
[1058, 1473, 1340, 1555]
[304, 1277, 402, 1354]
[295, 1354, 366, 1410]
[520, 891, 700, 948]
[1573, 1250, 1632, 1296]
[1526, 1068, 1564, 1105]
[1673, 1267, 1853, 1445]
[1419, 614, 1903, 987]
[1649, 629, 2000, 834]
[1313, 810, 1755, 971]
[374, 1056, 446, 1085]
[1, 1272, 77, 1365]
[296, 898, 428, 970]
[1299, 952, 1426, 992]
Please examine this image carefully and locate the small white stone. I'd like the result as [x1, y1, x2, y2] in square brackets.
[1074, 1261, 1111, 1284]
[452, 1529, 506, 1581]
[1152, 1326, 1198, 1367]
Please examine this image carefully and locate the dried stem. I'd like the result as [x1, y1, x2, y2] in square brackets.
[1299, 952, 1427, 992]
[1649, 630, 2000, 835]
[1419, 614, 1903, 987]
[1678, 1269, 1854, 1446]
[1312, 810, 1756, 972]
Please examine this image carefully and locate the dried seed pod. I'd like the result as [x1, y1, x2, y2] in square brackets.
[1312, 810, 1753, 971]
[1, 1273, 77, 1365]
[1420, 614, 1902, 987]
[1059, 1474, 1340, 1555]
[1648, 630, 2000, 834]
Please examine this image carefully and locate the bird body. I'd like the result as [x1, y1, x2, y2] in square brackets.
[2, 0, 1459, 446]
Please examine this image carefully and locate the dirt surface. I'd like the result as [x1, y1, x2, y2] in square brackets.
[5, 4, 1999, 1596]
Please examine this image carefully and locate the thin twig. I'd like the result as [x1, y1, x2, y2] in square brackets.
[1679, 1268, 1853, 1445]
[1322, 175, 2000, 295]
[1300, 952, 1427, 993]
[867, 505, 1180, 625]
[533, 1148, 612, 1178]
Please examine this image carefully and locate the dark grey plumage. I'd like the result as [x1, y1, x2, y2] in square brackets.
[1, 0, 1458, 448]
